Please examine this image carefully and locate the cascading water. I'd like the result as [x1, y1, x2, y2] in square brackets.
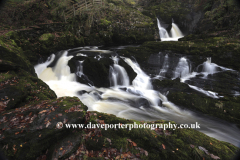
[157, 18, 170, 39]
[35, 54, 55, 77]
[34, 48, 240, 146]
[202, 57, 218, 77]
[195, 57, 233, 78]
[159, 54, 169, 77]
[109, 64, 130, 87]
[172, 57, 190, 80]
[170, 23, 184, 38]
[76, 61, 84, 77]
[109, 56, 130, 87]
[157, 18, 184, 41]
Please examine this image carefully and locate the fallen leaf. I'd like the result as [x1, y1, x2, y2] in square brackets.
[39, 110, 47, 114]
[198, 146, 209, 155]
[162, 144, 166, 149]
[145, 150, 148, 156]
[210, 154, 220, 159]
[132, 142, 137, 147]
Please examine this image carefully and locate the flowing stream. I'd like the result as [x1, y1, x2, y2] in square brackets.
[35, 47, 240, 146]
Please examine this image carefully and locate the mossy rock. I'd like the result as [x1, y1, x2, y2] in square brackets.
[0, 97, 87, 160]
[152, 78, 240, 126]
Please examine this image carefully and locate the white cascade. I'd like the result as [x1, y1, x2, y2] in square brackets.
[159, 54, 169, 77]
[173, 57, 190, 79]
[170, 23, 184, 38]
[157, 18, 170, 39]
[157, 18, 184, 41]
[76, 61, 84, 77]
[202, 57, 218, 77]
[109, 64, 130, 87]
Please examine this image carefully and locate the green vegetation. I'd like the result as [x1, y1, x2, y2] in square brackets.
[100, 18, 112, 26]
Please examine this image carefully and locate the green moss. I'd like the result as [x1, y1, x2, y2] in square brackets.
[100, 18, 111, 26]
[39, 33, 55, 41]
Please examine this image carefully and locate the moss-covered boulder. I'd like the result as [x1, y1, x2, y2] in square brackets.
[0, 97, 87, 160]
[152, 78, 240, 128]
[0, 103, 239, 160]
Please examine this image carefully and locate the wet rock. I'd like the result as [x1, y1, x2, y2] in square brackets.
[68, 55, 137, 88]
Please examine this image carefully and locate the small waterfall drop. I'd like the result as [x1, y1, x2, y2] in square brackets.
[109, 56, 130, 87]
[34, 54, 55, 76]
[76, 61, 84, 77]
[157, 18, 184, 41]
[109, 64, 130, 87]
[157, 18, 170, 39]
[173, 57, 190, 79]
[170, 23, 184, 38]
[159, 54, 169, 77]
[202, 58, 217, 77]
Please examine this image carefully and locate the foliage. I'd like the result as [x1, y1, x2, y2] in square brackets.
[99, 18, 112, 26]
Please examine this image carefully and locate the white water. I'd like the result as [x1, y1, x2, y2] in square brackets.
[170, 23, 184, 38]
[159, 54, 169, 77]
[157, 18, 184, 41]
[76, 61, 84, 77]
[35, 50, 240, 146]
[157, 18, 170, 39]
[109, 64, 130, 87]
[188, 84, 222, 99]
[35, 54, 55, 77]
[195, 58, 234, 78]
[173, 57, 190, 79]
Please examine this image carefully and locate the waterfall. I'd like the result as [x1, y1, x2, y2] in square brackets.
[173, 57, 190, 79]
[157, 18, 184, 41]
[159, 54, 169, 77]
[76, 61, 84, 77]
[109, 64, 130, 87]
[109, 56, 130, 87]
[202, 57, 217, 77]
[34, 54, 55, 77]
[157, 18, 170, 39]
[170, 23, 184, 38]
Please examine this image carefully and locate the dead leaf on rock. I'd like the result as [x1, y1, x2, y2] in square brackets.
[145, 150, 148, 156]
[132, 142, 137, 147]
[198, 146, 209, 155]
[106, 138, 111, 143]
[46, 121, 51, 128]
[162, 144, 166, 149]
[210, 154, 220, 159]
[39, 110, 47, 114]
